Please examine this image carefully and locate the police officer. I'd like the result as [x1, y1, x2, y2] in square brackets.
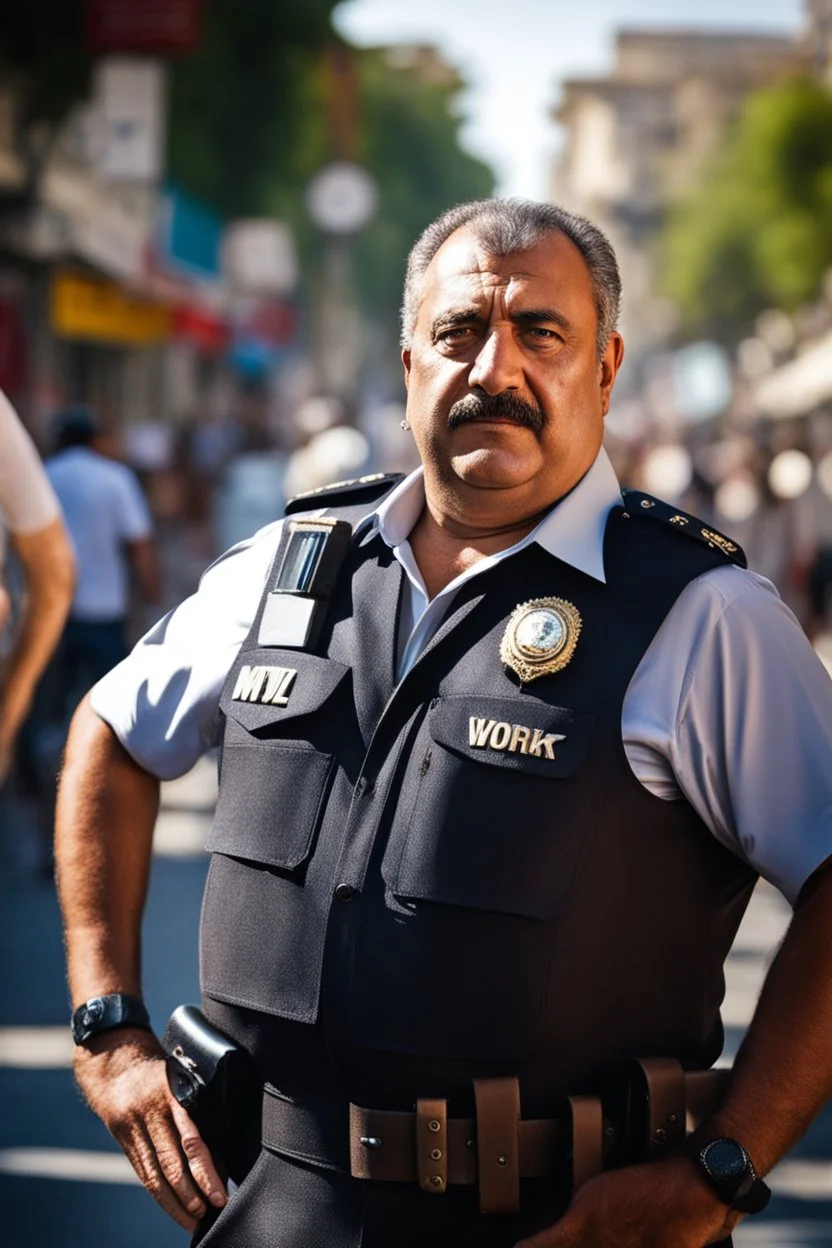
[56, 200, 832, 1248]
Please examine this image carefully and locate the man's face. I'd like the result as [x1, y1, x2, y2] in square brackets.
[402, 226, 624, 517]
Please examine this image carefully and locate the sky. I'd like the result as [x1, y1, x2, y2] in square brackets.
[335, 0, 805, 199]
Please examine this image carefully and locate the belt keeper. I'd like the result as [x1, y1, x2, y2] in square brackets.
[415, 1098, 447, 1194]
[473, 1076, 521, 1216]
[630, 1058, 686, 1158]
[565, 1094, 604, 1191]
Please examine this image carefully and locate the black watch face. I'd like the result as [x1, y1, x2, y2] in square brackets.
[704, 1139, 748, 1184]
[82, 998, 106, 1029]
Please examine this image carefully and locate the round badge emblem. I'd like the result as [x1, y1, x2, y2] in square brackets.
[500, 597, 582, 683]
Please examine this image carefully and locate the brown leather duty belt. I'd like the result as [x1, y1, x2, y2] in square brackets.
[262, 1059, 730, 1217]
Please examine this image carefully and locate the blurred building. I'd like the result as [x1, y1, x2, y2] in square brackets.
[0, 6, 298, 451]
[809, 0, 832, 82]
[550, 28, 810, 358]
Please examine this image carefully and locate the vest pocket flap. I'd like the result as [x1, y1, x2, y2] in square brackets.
[221, 651, 349, 733]
[429, 697, 595, 779]
[207, 743, 335, 869]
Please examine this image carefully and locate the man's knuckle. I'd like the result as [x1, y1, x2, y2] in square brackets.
[180, 1132, 203, 1160]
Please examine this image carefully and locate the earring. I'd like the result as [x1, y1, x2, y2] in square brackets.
[400, 418, 410, 431]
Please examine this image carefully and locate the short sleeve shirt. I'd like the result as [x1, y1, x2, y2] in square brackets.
[91, 451, 832, 904]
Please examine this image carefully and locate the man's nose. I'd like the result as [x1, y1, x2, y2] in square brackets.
[467, 330, 523, 395]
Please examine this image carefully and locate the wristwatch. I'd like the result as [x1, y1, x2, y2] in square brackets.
[694, 1138, 771, 1214]
[71, 993, 152, 1046]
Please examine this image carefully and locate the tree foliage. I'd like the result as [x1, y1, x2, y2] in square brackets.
[270, 48, 493, 333]
[660, 77, 832, 340]
[167, 0, 339, 219]
[350, 49, 494, 326]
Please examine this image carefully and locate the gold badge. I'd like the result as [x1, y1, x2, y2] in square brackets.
[499, 597, 582, 683]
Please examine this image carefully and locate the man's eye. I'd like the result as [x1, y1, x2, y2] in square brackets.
[437, 327, 473, 343]
[527, 327, 560, 341]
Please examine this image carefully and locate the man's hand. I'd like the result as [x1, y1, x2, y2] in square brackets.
[514, 1158, 740, 1248]
[74, 1028, 227, 1231]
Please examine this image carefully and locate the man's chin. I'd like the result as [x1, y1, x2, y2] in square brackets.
[448, 446, 541, 490]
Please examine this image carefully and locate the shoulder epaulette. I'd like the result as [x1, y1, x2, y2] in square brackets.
[285, 472, 404, 516]
[621, 488, 747, 568]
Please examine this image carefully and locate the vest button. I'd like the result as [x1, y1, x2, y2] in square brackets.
[335, 883, 356, 903]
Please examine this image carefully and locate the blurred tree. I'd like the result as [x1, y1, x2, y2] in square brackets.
[167, 0, 339, 219]
[350, 47, 494, 326]
[661, 77, 832, 340]
[257, 44, 493, 337]
[169, 21, 493, 340]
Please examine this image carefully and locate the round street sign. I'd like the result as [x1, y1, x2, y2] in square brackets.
[305, 162, 378, 235]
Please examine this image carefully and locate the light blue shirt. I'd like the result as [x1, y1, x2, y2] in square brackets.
[47, 447, 151, 620]
[91, 448, 832, 903]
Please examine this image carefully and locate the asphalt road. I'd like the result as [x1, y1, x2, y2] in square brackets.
[1, 757, 831, 1247]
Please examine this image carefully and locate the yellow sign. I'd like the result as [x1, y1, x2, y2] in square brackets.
[50, 272, 171, 346]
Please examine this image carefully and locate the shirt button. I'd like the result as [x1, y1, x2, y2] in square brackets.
[335, 883, 356, 903]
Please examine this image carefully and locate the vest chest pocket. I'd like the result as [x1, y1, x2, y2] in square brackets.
[208, 651, 349, 872]
[390, 695, 598, 920]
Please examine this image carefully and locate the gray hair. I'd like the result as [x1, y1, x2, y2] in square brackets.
[400, 198, 621, 361]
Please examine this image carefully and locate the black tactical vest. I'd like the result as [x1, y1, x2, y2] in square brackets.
[200, 483, 757, 1114]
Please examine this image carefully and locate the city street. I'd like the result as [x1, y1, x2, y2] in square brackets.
[2, 760, 832, 1247]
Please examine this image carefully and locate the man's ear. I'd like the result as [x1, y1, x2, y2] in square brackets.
[401, 348, 411, 391]
[599, 332, 624, 416]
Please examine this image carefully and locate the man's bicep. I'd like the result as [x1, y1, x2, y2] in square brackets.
[673, 581, 832, 903]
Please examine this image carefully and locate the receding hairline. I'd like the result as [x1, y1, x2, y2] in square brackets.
[410, 222, 598, 329]
[400, 198, 622, 360]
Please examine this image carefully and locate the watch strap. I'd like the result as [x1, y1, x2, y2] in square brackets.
[71, 993, 152, 1046]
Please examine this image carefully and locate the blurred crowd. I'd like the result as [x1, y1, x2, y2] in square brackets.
[611, 412, 832, 644]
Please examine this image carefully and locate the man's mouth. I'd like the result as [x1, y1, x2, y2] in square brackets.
[447, 393, 546, 436]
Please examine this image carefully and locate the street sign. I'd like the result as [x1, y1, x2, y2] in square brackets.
[305, 162, 378, 235]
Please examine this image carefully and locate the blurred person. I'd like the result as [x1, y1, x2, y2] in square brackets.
[56, 200, 832, 1248]
[45, 405, 162, 704]
[0, 390, 75, 785]
[801, 468, 832, 640]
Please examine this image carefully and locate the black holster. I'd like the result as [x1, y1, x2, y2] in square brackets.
[162, 1004, 259, 1180]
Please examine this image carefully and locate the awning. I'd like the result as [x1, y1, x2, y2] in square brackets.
[753, 330, 832, 419]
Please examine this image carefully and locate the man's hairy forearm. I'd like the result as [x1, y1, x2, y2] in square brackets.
[55, 697, 160, 1004]
[700, 858, 832, 1174]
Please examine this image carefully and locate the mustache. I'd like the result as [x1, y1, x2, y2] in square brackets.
[447, 392, 547, 436]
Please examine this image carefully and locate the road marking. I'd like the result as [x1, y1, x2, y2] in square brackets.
[0, 1027, 73, 1068]
[153, 808, 212, 857]
[0, 1147, 138, 1184]
[736, 1224, 832, 1245]
[769, 1159, 832, 1200]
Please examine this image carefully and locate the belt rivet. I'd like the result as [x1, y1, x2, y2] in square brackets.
[430, 1148, 442, 1161]
[654, 1128, 668, 1143]
[605, 1126, 615, 1138]
[667, 1113, 677, 1124]
[466, 1139, 474, 1149]
[497, 1155, 507, 1166]
[359, 1136, 382, 1149]
[428, 1120, 441, 1132]
[430, 1175, 444, 1188]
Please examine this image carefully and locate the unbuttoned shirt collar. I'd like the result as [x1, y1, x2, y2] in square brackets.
[368, 445, 623, 679]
